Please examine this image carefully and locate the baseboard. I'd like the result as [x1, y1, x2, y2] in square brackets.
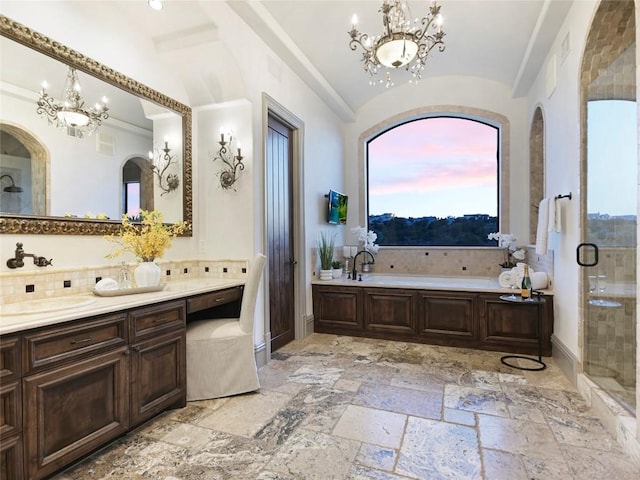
[305, 314, 314, 336]
[550, 333, 578, 386]
[255, 341, 268, 369]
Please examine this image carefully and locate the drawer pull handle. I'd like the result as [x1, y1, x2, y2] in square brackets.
[153, 317, 167, 323]
[215, 298, 223, 302]
[70, 336, 93, 345]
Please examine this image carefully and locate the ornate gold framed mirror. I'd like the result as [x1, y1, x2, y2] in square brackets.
[0, 15, 192, 235]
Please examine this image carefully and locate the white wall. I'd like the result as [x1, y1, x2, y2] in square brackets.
[525, 0, 596, 357]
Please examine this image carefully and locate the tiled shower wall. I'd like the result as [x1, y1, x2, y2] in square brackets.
[0, 259, 248, 306]
[584, 247, 637, 388]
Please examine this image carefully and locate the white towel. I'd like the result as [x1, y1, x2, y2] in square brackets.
[549, 197, 562, 233]
[535, 197, 550, 255]
[547, 197, 556, 233]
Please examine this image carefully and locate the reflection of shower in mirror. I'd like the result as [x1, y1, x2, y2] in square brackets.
[0, 174, 22, 192]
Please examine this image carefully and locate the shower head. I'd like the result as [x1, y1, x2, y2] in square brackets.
[0, 174, 23, 193]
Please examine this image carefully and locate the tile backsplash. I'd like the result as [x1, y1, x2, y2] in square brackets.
[352, 245, 554, 284]
[0, 258, 248, 306]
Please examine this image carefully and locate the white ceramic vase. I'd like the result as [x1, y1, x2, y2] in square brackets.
[332, 268, 343, 279]
[134, 261, 161, 287]
[319, 269, 333, 281]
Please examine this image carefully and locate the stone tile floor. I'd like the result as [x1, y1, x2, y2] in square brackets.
[55, 333, 639, 479]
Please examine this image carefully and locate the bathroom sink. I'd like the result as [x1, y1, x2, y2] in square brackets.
[1, 296, 96, 316]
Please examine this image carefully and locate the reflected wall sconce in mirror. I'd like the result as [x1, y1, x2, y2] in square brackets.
[148, 137, 180, 196]
[37, 66, 109, 138]
[0, 174, 23, 193]
[211, 127, 244, 190]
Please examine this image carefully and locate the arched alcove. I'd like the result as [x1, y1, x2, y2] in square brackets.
[0, 122, 48, 215]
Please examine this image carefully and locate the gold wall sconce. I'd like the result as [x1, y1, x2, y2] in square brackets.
[148, 137, 180, 196]
[211, 127, 244, 190]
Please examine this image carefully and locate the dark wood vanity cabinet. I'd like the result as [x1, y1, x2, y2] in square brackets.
[313, 284, 553, 355]
[1, 335, 23, 480]
[1, 299, 187, 480]
[129, 300, 186, 428]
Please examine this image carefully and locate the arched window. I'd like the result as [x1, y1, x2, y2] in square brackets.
[366, 116, 499, 246]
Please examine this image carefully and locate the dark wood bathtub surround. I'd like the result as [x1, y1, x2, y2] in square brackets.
[312, 285, 553, 356]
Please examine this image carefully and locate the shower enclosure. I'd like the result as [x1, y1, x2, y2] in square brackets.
[581, 0, 636, 415]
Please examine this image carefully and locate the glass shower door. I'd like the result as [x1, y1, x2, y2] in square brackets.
[583, 98, 637, 415]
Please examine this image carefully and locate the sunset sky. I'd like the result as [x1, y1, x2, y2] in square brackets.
[368, 117, 498, 218]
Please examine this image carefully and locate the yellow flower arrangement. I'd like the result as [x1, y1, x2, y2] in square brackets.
[106, 210, 188, 262]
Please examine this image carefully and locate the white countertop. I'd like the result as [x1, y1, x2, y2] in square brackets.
[313, 273, 554, 296]
[0, 277, 244, 335]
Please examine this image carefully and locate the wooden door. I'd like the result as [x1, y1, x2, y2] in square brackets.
[267, 115, 295, 351]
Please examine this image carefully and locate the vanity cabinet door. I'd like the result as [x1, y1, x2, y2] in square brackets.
[23, 347, 129, 480]
[478, 294, 553, 356]
[312, 285, 363, 333]
[417, 291, 478, 346]
[1, 335, 23, 479]
[1, 433, 23, 480]
[363, 288, 416, 336]
[130, 330, 186, 428]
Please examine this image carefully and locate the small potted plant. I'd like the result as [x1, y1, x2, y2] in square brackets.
[331, 260, 344, 279]
[317, 231, 335, 280]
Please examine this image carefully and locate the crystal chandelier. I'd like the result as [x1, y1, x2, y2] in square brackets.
[36, 66, 109, 138]
[349, 0, 446, 87]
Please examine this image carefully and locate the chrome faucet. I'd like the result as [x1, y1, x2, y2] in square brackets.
[6, 242, 53, 269]
[351, 250, 375, 280]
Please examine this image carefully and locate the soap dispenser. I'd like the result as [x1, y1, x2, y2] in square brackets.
[118, 262, 131, 289]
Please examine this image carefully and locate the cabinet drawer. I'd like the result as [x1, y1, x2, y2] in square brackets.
[0, 335, 21, 381]
[186, 287, 242, 314]
[23, 313, 127, 373]
[129, 300, 185, 341]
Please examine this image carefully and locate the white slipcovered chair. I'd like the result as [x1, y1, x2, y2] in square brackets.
[186, 254, 266, 401]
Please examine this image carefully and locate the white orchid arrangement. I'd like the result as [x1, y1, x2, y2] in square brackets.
[351, 226, 380, 254]
[487, 231, 525, 268]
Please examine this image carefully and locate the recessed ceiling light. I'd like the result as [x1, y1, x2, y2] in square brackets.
[148, 0, 164, 11]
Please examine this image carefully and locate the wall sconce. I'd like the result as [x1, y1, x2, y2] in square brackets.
[211, 127, 245, 190]
[148, 137, 180, 196]
[0, 174, 23, 193]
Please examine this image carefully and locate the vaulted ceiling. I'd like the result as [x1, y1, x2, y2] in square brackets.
[3, 1, 575, 122]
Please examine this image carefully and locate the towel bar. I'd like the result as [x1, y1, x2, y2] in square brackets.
[555, 192, 572, 200]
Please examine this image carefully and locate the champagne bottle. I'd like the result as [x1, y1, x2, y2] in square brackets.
[521, 264, 532, 299]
